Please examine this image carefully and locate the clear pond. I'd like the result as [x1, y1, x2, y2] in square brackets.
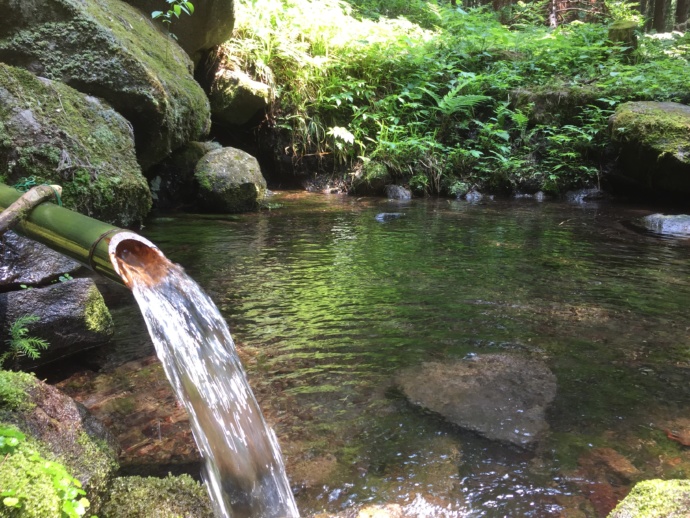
[100, 193, 690, 516]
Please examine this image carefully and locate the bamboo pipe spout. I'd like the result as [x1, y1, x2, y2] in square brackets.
[0, 183, 147, 286]
[109, 232, 170, 289]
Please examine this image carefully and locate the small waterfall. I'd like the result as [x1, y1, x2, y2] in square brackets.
[109, 232, 300, 518]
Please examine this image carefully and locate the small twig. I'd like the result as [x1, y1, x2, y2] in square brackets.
[0, 185, 62, 236]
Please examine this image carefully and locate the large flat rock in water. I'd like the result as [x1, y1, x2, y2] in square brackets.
[396, 354, 557, 447]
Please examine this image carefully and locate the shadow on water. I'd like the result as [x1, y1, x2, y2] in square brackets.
[56, 193, 690, 517]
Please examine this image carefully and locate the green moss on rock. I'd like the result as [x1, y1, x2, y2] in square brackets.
[194, 147, 267, 213]
[0, 63, 151, 226]
[609, 479, 690, 517]
[0, 0, 211, 169]
[84, 284, 113, 334]
[0, 438, 64, 517]
[0, 375, 119, 516]
[609, 101, 690, 195]
[0, 371, 37, 411]
[209, 69, 271, 126]
[101, 474, 214, 518]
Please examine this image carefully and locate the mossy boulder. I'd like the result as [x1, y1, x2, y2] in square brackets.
[0, 371, 119, 515]
[148, 140, 221, 209]
[101, 474, 214, 517]
[194, 147, 267, 212]
[0, 278, 114, 366]
[0, 0, 211, 170]
[209, 68, 271, 126]
[608, 479, 690, 517]
[0, 64, 151, 226]
[122, 0, 235, 63]
[609, 101, 690, 197]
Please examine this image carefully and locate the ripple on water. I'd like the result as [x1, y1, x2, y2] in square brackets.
[78, 194, 690, 516]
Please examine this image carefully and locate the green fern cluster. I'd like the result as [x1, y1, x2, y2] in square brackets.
[1, 315, 49, 369]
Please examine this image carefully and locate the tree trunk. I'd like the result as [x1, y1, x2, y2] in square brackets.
[653, 0, 669, 32]
[676, 0, 689, 26]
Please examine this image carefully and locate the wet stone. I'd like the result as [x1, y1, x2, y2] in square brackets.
[384, 185, 412, 200]
[396, 353, 557, 447]
[0, 231, 82, 287]
[639, 214, 690, 238]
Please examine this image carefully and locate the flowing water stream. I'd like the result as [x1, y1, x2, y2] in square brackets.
[66, 192, 690, 517]
[108, 233, 299, 518]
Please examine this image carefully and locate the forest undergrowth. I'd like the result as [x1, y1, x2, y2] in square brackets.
[221, 0, 690, 195]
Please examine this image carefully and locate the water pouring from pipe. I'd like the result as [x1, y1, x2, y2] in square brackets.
[109, 232, 299, 518]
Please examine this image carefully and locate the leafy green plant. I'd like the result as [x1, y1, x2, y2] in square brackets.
[0, 426, 91, 517]
[152, 0, 195, 40]
[225, 0, 690, 196]
[1, 315, 49, 369]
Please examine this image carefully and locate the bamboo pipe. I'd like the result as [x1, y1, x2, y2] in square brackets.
[0, 183, 149, 285]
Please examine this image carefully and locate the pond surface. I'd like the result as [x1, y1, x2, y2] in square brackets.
[96, 193, 690, 516]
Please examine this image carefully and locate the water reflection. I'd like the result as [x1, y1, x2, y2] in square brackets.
[139, 193, 690, 517]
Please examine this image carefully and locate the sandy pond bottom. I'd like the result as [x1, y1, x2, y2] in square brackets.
[54, 192, 690, 517]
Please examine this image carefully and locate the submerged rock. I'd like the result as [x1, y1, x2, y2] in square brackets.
[0, 0, 211, 170]
[609, 479, 690, 517]
[0, 231, 82, 288]
[639, 214, 690, 237]
[609, 101, 690, 197]
[375, 212, 405, 222]
[396, 354, 557, 447]
[0, 64, 151, 226]
[195, 147, 267, 213]
[0, 278, 113, 365]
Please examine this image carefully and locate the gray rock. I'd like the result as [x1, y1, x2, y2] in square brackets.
[122, 0, 235, 63]
[0, 0, 211, 170]
[464, 189, 483, 203]
[396, 354, 557, 447]
[0, 231, 82, 287]
[565, 187, 607, 203]
[209, 68, 271, 126]
[0, 64, 151, 226]
[195, 147, 267, 213]
[149, 141, 222, 209]
[640, 214, 690, 237]
[384, 184, 412, 200]
[0, 278, 114, 365]
[609, 102, 690, 197]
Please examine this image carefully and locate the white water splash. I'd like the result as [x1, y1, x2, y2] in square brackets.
[109, 233, 299, 518]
